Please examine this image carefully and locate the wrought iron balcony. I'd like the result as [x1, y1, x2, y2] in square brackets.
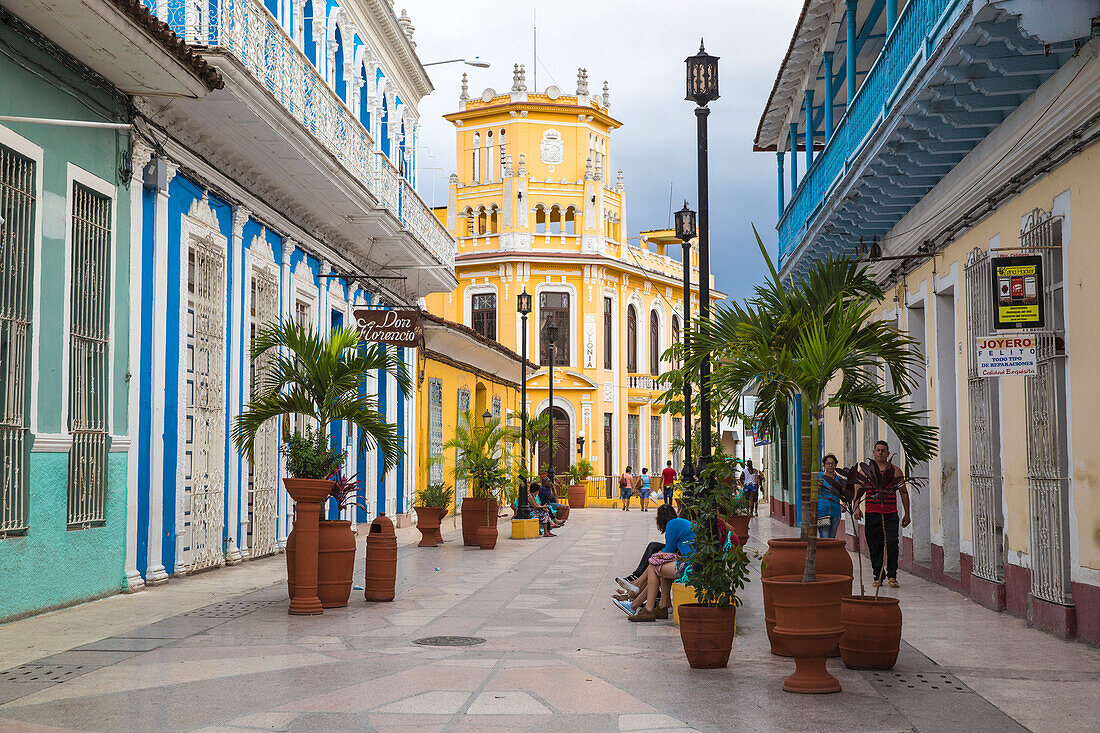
[147, 0, 455, 270]
[776, 0, 1081, 276]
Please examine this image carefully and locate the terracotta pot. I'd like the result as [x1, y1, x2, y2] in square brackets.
[763, 574, 848, 694]
[476, 524, 498, 549]
[317, 520, 356, 608]
[761, 538, 851, 656]
[414, 506, 447, 547]
[566, 484, 587, 508]
[282, 478, 334, 615]
[840, 595, 903, 670]
[678, 604, 736, 669]
[364, 515, 397, 601]
[460, 497, 498, 546]
[724, 514, 751, 544]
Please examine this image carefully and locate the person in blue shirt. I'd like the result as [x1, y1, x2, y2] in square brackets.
[638, 468, 652, 511]
[614, 512, 695, 622]
[818, 453, 843, 539]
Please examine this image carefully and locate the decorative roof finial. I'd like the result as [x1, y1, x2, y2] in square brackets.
[576, 67, 589, 96]
[517, 153, 527, 177]
[459, 72, 469, 103]
[595, 161, 603, 182]
[601, 81, 610, 108]
[504, 153, 514, 177]
[585, 156, 594, 180]
[616, 169, 624, 191]
[518, 63, 527, 92]
[511, 64, 521, 92]
[397, 9, 415, 48]
[699, 37, 706, 53]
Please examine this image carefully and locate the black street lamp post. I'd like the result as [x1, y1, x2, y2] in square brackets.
[674, 202, 696, 486]
[685, 40, 719, 477]
[545, 316, 559, 486]
[516, 290, 532, 520]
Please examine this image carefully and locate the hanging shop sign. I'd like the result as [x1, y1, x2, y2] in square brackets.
[991, 255, 1044, 330]
[975, 335, 1037, 377]
[354, 308, 422, 345]
[753, 423, 773, 446]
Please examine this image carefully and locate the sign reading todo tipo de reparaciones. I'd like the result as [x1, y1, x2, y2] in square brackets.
[353, 308, 422, 345]
[975, 335, 1037, 377]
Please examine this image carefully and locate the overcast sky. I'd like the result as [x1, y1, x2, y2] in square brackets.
[407, 0, 803, 303]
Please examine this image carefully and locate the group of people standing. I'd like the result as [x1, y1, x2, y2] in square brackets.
[617, 461, 679, 511]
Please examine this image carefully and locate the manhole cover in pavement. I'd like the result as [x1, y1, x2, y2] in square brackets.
[871, 671, 969, 693]
[413, 636, 486, 647]
[2, 664, 88, 684]
[182, 600, 280, 619]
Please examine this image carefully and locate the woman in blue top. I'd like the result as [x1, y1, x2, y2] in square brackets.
[638, 468, 652, 511]
[817, 453, 844, 539]
[619, 513, 695, 622]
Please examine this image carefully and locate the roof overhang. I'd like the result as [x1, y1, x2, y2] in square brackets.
[422, 314, 534, 386]
[4, 0, 220, 98]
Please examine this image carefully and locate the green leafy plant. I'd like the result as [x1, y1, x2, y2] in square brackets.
[443, 409, 516, 504]
[280, 426, 345, 479]
[688, 227, 937, 582]
[683, 461, 757, 607]
[232, 320, 410, 480]
[416, 482, 455, 513]
[564, 458, 595, 486]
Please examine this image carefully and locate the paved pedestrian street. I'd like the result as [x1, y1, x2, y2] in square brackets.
[1, 509, 1097, 733]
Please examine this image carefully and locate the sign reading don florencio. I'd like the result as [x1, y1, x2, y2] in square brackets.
[354, 308, 422, 345]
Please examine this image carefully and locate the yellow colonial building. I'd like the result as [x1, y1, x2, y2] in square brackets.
[423, 65, 713, 499]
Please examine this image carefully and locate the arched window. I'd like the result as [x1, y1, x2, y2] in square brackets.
[334, 25, 346, 100]
[535, 205, 546, 234]
[650, 311, 660, 376]
[476, 207, 487, 236]
[358, 64, 371, 129]
[540, 292, 570, 365]
[603, 296, 613, 370]
[471, 293, 497, 341]
[303, 0, 318, 67]
[488, 206, 499, 234]
[498, 128, 507, 178]
[471, 132, 480, 182]
[627, 304, 638, 373]
[461, 208, 474, 237]
[565, 206, 576, 235]
[549, 205, 562, 235]
[485, 130, 493, 183]
[671, 315, 680, 368]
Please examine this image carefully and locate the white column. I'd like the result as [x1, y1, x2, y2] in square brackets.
[225, 207, 250, 564]
[145, 159, 177, 585]
[276, 242, 294, 548]
[123, 141, 153, 593]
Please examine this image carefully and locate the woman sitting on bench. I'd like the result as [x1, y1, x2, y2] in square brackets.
[529, 483, 564, 537]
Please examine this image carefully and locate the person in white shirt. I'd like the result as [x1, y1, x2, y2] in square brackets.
[740, 460, 761, 517]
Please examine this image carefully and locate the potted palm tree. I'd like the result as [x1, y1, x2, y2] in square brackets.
[677, 460, 755, 669]
[563, 458, 594, 509]
[444, 409, 515, 548]
[232, 320, 409, 615]
[414, 482, 454, 547]
[690, 228, 936, 692]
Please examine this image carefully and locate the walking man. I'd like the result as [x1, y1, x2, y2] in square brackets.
[661, 460, 677, 506]
[855, 440, 911, 588]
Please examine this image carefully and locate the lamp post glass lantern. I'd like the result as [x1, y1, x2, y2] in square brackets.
[482, 409, 492, 427]
[516, 290, 532, 519]
[685, 40, 718, 479]
[675, 202, 696, 483]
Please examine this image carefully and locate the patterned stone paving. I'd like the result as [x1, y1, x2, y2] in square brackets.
[0, 509, 1097, 732]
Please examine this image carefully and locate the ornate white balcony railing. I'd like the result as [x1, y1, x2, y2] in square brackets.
[146, 0, 455, 269]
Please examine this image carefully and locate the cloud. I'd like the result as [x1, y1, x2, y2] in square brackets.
[407, 0, 803, 302]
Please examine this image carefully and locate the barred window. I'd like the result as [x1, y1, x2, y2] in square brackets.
[428, 378, 443, 484]
[492, 395, 501, 420]
[471, 293, 496, 341]
[672, 417, 683, 472]
[627, 305, 638, 373]
[650, 415, 662, 475]
[603, 297, 612, 370]
[0, 144, 35, 534]
[455, 388, 470, 506]
[650, 311, 660, 376]
[67, 182, 112, 527]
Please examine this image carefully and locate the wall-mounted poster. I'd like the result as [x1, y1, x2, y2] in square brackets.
[991, 254, 1044, 330]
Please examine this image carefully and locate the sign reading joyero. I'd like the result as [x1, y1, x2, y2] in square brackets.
[354, 309, 422, 345]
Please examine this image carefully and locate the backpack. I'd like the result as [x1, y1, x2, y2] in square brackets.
[619, 475, 628, 489]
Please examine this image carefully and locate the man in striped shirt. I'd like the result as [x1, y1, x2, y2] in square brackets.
[854, 440, 911, 588]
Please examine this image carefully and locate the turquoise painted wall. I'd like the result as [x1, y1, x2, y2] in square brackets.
[0, 11, 131, 622]
[0, 454, 127, 622]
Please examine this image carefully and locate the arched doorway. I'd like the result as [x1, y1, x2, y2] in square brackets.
[537, 406, 570, 478]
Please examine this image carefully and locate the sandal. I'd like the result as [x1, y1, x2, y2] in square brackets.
[888, 578, 900, 588]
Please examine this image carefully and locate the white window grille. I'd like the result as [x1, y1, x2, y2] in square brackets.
[671, 417, 682, 472]
[455, 387, 469, 510]
[627, 414, 640, 473]
[650, 415, 661, 475]
[0, 145, 35, 535]
[428, 378, 443, 484]
[67, 183, 111, 528]
[247, 268, 279, 557]
[492, 395, 501, 420]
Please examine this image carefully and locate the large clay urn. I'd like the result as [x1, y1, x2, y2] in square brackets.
[724, 515, 750, 545]
[282, 478, 333, 615]
[678, 604, 736, 669]
[840, 595, 903, 669]
[460, 497, 498, 546]
[316, 520, 356, 607]
[414, 506, 447, 547]
[566, 483, 587, 509]
[476, 524, 498, 549]
[761, 538, 852, 656]
[763, 574, 849, 694]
